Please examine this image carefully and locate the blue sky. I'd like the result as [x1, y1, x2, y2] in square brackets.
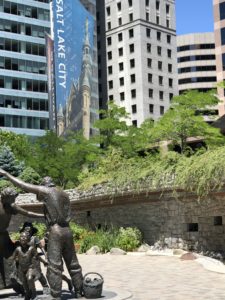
[176, 0, 214, 35]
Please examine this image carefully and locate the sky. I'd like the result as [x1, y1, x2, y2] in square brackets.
[176, 0, 214, 35]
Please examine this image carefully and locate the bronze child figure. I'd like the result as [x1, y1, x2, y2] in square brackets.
[12, 231, 48, 300]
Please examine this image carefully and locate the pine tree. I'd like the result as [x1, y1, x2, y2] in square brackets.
[0, 144, 24, 176]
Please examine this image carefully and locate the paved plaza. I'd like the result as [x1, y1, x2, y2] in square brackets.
[1, 254, 225, 299]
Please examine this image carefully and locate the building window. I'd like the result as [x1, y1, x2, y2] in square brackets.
[168, 64, 172, 73]
[117, 2, 121, 11]
[166, 19, 170, 28]
[166, 4, 170, 14]
[108, 66, 113, 74]
[132, 104, 137, 113]
[107, 22, 111, 30]
[118, 33, 123, 41]
[118, 17, 122, 25]
[118, 47, 123, 56]
[156, 1, 160, 10]
[131, 89, 136, 98]
[107, 37, 112, 46]
[149, 104, 154, 113]
[128, 0, 132, 7]
[148, 73, 152, 83]
[146, 12, 149, 21]
[120, 92, 125, 101]
[159, 91, 164, 100]
[221, 28, 225, 45]
[106, 6, 110, 16]
[146, 28, 151, 37]
[119, 62, 124, 71]
[149, 89, 153, 98]
[147, 58, 152, 68]
[220, 3, 225, 20]
[222, 53, 225, 70]
[160, 106, 164, 115]
[156, 16, 160, 24]
[130, 59, 135, 68]
[167, 35, 171, 44]
[159, 76, 163, 85]
[132, 120, 137, 127]
[130, 74, 136, 83]
[129, 28, 134, 38]
[129, 44, 134, 53]
[157, 46, 162, 56]
[169, 78, 173, 87]
[158, 61, 162, 70]
[157, 31, 161, 41]
[129, 13, 133, 22]
[147, 43, 151, 53]
[119, 77, 124, 86]
[107, 51, 112, 60]
[167, 49, 172, 58]
[169, 93, 173, 101]
[146, 0, 149, 6]
[108, 80, 113, 89]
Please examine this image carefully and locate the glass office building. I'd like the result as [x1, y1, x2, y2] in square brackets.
[0, 0, 50, 136]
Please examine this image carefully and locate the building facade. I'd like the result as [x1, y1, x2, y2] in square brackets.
[177, 33, 217, 95]
[97, 0, 178, 126]
[0, 0, 50, 136]
[214, 0, 225, 116]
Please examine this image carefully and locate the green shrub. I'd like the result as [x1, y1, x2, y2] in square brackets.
[69, 222, 89, 241]
[32, 222, 47, 239]
[9, 231, 20, 241]
[115, 227, 142, 252]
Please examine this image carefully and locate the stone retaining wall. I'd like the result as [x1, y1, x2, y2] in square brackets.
[9, 188, 225, 252]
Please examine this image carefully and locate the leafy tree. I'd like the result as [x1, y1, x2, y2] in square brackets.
[153, 90, 225, 153]
[0, 144, 24, 176]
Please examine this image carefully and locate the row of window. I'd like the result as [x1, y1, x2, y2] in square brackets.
[108, 75, 173, 89]
[0, 57, 46, 74]
[108, 60, 173, 74]
[178, 65, 216, 74]
[0, 95, 48, 111]
[0, 1, 50, 21]
[107, 14, 171, 30]
[0, 20, 50, 38]
[131, 103, 165, 115]
[179, 77, 217, 85]
[0, 114, 49, 130]
[0, 38, 46, 56]
[0, 76, 47, 93]
[118, 89, 173, 102]
[107, 44, 172, 59]
[177, 43, 215, 52]
[178, 54, 215, 63]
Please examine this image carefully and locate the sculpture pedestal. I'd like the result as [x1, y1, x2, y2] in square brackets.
[0, 287, 132, 300]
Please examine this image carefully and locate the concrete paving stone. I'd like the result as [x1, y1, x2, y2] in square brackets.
[1, 254, 225, 299]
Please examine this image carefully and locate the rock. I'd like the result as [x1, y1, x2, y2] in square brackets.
[180, 252, 197, 261]
[137, 244, 151, 252]
[110, 248, 126, 255]
[86, 246, 101, 255]
[173, 249, 187, 256]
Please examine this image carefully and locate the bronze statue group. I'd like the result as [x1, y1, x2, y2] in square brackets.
[0, 168, 83, 300]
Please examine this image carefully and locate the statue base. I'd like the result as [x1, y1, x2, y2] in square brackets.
[0, 287, 132, 299]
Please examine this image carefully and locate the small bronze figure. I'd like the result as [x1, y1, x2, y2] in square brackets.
[12, 232, 48, 300]
[0, 170, 83, 299]
[0, 187, 44, 293]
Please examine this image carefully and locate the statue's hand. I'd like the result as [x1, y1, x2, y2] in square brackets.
[0, 168, 7, 176]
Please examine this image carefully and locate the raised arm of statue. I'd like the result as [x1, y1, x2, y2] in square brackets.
[0, 168, 46, 195]
[11, 203, 44, 218]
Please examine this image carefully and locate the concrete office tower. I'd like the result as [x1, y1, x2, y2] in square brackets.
[0, 0, 50, 136]
[98, 0, 178, 126]
[177, 33, 217, 94]
[214, 0, 225, 116]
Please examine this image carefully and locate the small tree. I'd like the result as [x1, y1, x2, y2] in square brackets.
[0, 144, 24, 176]
[153, 90, 225, 153]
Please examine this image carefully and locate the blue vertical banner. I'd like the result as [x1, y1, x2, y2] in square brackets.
[52, 0, 94, 138]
